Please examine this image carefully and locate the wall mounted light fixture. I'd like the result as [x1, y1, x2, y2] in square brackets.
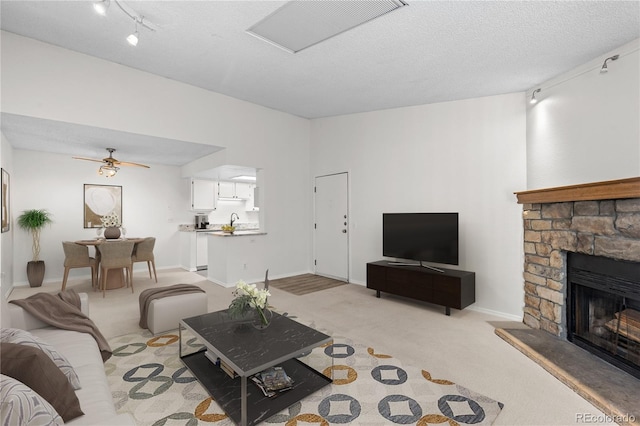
[530, 88, 541, 104]
[600, 55, 620, 73]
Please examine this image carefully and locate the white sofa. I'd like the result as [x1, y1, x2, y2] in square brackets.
[5, 293, 134, 425]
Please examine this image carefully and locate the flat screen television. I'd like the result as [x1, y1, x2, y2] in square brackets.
[383, 212, 459, 267]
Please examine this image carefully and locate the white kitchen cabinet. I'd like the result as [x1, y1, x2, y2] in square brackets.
[191, 179, 216, 211]
[180, 233, 197, 271]
[217, 181, 235, 199]
[217, 181, 252, 200]
[234, 182, 253, 199]
[245, 185, 259, 211]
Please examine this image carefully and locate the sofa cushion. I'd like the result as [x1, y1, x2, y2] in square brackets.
[0, 374, 63, 426]
[0, 342, 84, 422]
[29, 328, 120, 425]
[1, 327, 81, 389]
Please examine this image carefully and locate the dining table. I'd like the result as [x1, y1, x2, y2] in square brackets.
[74, 238, 145, 290]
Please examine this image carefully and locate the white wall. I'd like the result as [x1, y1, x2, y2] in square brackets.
[527, 39, 639, 189]
[310, 93, 527, 318]
[11, 150, 189, 285]
[2, 32, 313, 288]
[0, 133, 14, 297]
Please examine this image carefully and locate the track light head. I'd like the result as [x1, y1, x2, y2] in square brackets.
[127, 31, 139, 46]
[92, 1, 157, 46]
[530, 88, 541, 105]
[600, 54, 620, 73]
[127, 18, 139, 46]
[93, 0, 110, 16]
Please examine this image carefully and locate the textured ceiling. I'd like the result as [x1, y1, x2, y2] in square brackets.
[0, 113, 223, 166]
[1, 0, 639, 165]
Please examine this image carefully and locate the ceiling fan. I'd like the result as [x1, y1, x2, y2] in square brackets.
[73, 148, 150, 177]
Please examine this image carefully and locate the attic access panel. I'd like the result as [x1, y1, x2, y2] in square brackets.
[247, 0, 408, 53]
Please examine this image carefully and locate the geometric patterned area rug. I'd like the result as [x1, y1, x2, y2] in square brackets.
[106, 320, 504, 425]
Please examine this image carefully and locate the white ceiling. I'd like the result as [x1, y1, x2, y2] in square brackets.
[1, 0, 639, 166]
[0, 113, 223, 166]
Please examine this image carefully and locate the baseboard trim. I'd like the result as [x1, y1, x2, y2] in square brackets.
[468, 305, 523, 322]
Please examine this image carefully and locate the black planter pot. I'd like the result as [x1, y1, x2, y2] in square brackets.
[26, 260, 45, 287]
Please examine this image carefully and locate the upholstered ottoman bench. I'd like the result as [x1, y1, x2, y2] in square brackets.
[139, 284, 208, 335]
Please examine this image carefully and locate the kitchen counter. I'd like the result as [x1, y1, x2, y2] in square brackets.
[209, 230, 266, 237]
[178, 225, 260, 233]
[207, 231, 267, 287]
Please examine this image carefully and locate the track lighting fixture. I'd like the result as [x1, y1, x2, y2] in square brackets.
[93, 0, 156, 47]
[93, 0, 110, 16]
[126, 31, 139, 46]
[127, 20, 139, 46]
[530, 88, 541, 104]
[600, 54, 620, 73]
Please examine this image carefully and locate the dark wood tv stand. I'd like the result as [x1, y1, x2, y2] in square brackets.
[366, 261, 475, 315]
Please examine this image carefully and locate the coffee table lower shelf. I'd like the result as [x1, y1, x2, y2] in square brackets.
[182, 351, 332, 426]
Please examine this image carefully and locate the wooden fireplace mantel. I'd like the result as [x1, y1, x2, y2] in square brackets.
[515, 177, 640, 204]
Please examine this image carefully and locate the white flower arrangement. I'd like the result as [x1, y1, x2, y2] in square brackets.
[101, 212, 121, 228]
[228, 280, 271, 325]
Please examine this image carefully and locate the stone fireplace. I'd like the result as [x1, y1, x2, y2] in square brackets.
[515, 177, 640, 373]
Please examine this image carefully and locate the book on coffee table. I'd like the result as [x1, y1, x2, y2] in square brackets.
[204, 351, 237, 378]
[251, 366, 294, 397]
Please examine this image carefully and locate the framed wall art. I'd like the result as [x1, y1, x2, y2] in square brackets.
[83, 184, 122, 228]
[1, 168, 9, 233]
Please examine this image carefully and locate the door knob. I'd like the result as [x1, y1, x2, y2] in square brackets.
[342, 229, 347, 233]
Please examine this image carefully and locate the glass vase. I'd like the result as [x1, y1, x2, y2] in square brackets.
[252, 307, 272, 330]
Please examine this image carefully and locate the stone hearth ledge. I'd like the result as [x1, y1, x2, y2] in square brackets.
[496, 328, 639, 426]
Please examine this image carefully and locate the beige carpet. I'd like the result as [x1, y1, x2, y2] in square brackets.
[267, 273, 347, 295]
[7, 268, 619, 425]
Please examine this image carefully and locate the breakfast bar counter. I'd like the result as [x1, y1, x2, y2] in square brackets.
[207, 231, 267, 287]
[209, 230, 267, 237]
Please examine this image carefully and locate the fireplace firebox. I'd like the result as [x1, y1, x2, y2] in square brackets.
[567, 252, 640, 379]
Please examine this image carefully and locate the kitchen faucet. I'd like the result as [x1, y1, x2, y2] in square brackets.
[230, 213, 239, 227]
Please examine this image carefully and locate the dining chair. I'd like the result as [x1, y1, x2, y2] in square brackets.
[131, 237, 157, 283]
[96, 240, 135, 298]
[61, 242, 98, 291]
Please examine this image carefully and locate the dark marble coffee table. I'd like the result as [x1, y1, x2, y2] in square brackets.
[179, 309, 333, 426]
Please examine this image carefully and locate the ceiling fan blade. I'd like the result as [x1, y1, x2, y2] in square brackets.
[74, 149, 150, 170]
[116, 161, 150, 168]
[72, 156, 105, 163]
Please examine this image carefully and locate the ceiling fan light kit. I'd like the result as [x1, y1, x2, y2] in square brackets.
[73, 147, 150, 178]
[99, 164, 119, 177]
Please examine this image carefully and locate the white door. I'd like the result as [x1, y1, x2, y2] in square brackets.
[314, 173, 348, 281]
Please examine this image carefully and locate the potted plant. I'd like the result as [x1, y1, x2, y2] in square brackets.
[17, 209, 53, 287]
